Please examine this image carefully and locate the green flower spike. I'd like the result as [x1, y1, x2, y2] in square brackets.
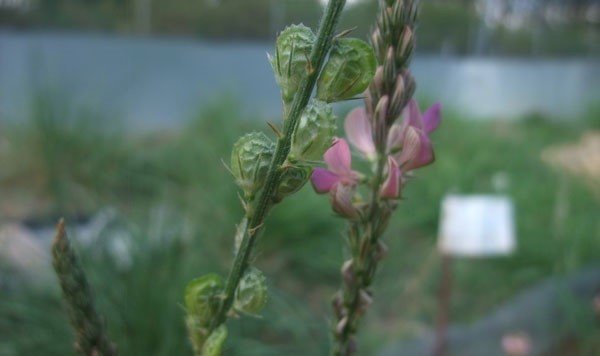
[317, 38, 377, 103]
[231, 132, 276, 198]
[270, 24, 316, 107]
[234, 267, 268, 315]
[290, 99, 336, 162]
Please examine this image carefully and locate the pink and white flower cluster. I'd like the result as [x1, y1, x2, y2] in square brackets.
[311, 99, 441, 218]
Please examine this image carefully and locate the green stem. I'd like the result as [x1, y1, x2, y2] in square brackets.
[209, 0, 348, 331]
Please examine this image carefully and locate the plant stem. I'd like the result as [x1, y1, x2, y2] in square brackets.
[332, 0, 419, 352]
[333, 135, 391, 356]
[209, 0, 348, 331]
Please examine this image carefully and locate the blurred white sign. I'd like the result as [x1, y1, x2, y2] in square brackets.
[438, 195, 516, 257]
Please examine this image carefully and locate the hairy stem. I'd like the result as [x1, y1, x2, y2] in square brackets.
[209, 0, 348, 331]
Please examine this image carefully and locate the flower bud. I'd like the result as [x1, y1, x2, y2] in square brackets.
[184, 274, 223, 326]
[290, 99, 336, 161]
[341, 259, 356, 288]
[234, 267, 268, 315]
[270, 24, 316, 105]
[231, 132, 275, 197]
[398, 26, 414, 62]
[332, 291, 345, 319]
[336, 316, 349, 336]
[317, 38, 377, 103]
[273, 165, 310, 203]
[202, 325, 227, 356]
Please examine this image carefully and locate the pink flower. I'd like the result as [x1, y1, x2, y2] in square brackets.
[501, 333, 531, 356]
[312, 100, 440, 202]
[390, 99, 441, 171]
[311, 138, 361, 219]
[311, 138, 359, 194]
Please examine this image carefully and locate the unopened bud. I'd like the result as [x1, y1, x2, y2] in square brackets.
[389, 74, 405, 118]
[231, 132, 275, 197]
[336, 316, 349, 336]
[399, 26, 414, 58]
[317, 38, 376, 103]
[372, 66, 385, 96]
[234, 267, 268, 315]
[358, 289, 373, 314]
[383, 46, 396, 85]
[332, 292, 345, 319]
[374, 240, 389, 261]
[341, 259, 356, 288]
[290, 99, 336, 161]
[270, 24, 316, 105]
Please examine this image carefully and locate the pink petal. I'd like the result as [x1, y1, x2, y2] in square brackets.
[395, 126, 421, 166]
[330, 183, 359, 219]
[405, 99, 424, 130]
[386, 123, 404, 152]
[345, 107, 376, 159]
[380, 156, 401, 199]
[423, 102, 441, 133]
[311, 168, 340, 194]
[324, 138, 352, 176]
[405, 129, 435, 170]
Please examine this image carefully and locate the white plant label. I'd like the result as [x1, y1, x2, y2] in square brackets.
[438, 195, 516, 257]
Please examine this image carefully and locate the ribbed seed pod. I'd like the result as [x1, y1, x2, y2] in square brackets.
[201, 325, 228, 356]
[317, 38, 377, 103]
[270, 24, 316, 106]
[234, 267, 268, 315]
[184, 273, 223, 326]
[290, 99, 336, 161]
[231, 132, 275, 198]
[274, 165, 311, 203]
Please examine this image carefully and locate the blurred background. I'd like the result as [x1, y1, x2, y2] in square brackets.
[0, 0, 599, 355]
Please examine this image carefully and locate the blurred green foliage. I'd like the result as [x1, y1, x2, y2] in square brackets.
[0, 94, 598, 355]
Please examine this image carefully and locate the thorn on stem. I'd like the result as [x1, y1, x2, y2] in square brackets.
[267, 122, 283, 138]
[335, 27, 357, 40]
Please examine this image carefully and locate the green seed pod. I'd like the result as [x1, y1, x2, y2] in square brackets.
[231, 132, 275, 197]
[184, 273, 223, 326]
[274, 165, 311, 203]
[290, 99, 336, 161]
[234, 267, 268, 315]
[317, 38, 377, 103]
[270, 24, 316, 105]
[201, 325, 227, 356]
